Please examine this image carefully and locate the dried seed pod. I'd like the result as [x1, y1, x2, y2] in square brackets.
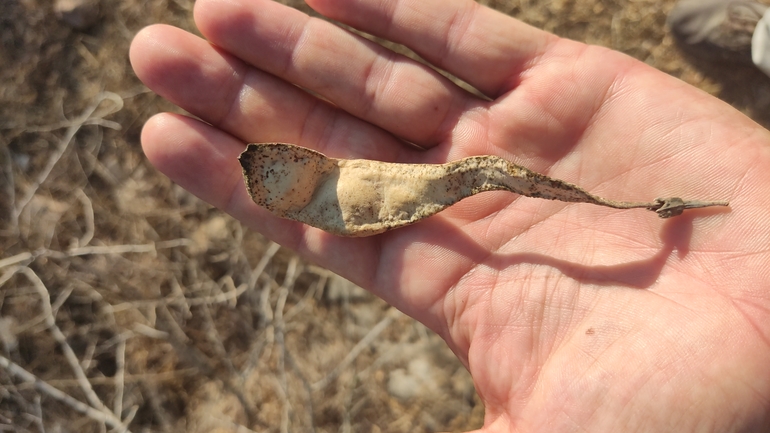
[239, 143, 729, 237]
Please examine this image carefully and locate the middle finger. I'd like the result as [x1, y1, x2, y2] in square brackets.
[194, 0, 481, 148]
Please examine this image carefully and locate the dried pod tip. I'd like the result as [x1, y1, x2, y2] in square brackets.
[649, 197, 730, 218]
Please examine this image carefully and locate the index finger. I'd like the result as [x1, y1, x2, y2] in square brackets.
[308, 0, 557, 98]
[193, 0, 479, 149]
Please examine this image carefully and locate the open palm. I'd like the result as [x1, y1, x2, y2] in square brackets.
[130, 0, 770, 430]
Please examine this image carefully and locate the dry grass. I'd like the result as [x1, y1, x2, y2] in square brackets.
[1, 0, 768, 432]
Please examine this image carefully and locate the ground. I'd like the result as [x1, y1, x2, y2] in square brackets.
[1, 0, 768, 432]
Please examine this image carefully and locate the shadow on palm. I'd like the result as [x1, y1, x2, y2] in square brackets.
[384, 205, 730, 290]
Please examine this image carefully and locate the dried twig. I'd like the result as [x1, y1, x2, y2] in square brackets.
[0, 355, 128, 432]
[74, 188, 95, 247]
[114, 336, 127, 418]
[79, 337, 97, 373]
[311, 307, 398, 391]
[121, 406, 139, 430]
[200, 302, 236, 376]
[138, 382, 172, 433]
[32, 395, 44, 433]
[12, 269, 135, 432]
[13, 92, 124, 226]
[247, 242, 281, 293]
[284, 273, 324, 322]
[63, 239, 192, 257]
[169, 277, 192, 319]
[274, 257, 299, 433]
[44, 369, 197, 387]
[240, 143, 730, 236]
[0, 240, 191, 271]
[240, 280, 274, 381]
[283, 349, 317, 433]
[239, 243, 285, 381]
[20, 267, 106, 411]
[0, 143, 15, 229]
[130, 323, 169, 340]
[0, 252, 34, 270]
[188, 281, 249, 306]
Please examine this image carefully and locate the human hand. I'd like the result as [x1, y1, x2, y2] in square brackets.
[129, 0, 770, 431]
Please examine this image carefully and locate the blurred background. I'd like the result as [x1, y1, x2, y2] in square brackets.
[1, 0, 768, 432]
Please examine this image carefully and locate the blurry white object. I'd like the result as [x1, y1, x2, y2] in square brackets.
[752, 9, 770, 76]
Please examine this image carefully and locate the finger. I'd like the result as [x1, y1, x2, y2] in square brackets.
[140, 112, 382, 281]
[307, 0, 557, 98]
[140, 113, 455, 323]
[130, 25, 412, 162]
[193, 0, 480, 148]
